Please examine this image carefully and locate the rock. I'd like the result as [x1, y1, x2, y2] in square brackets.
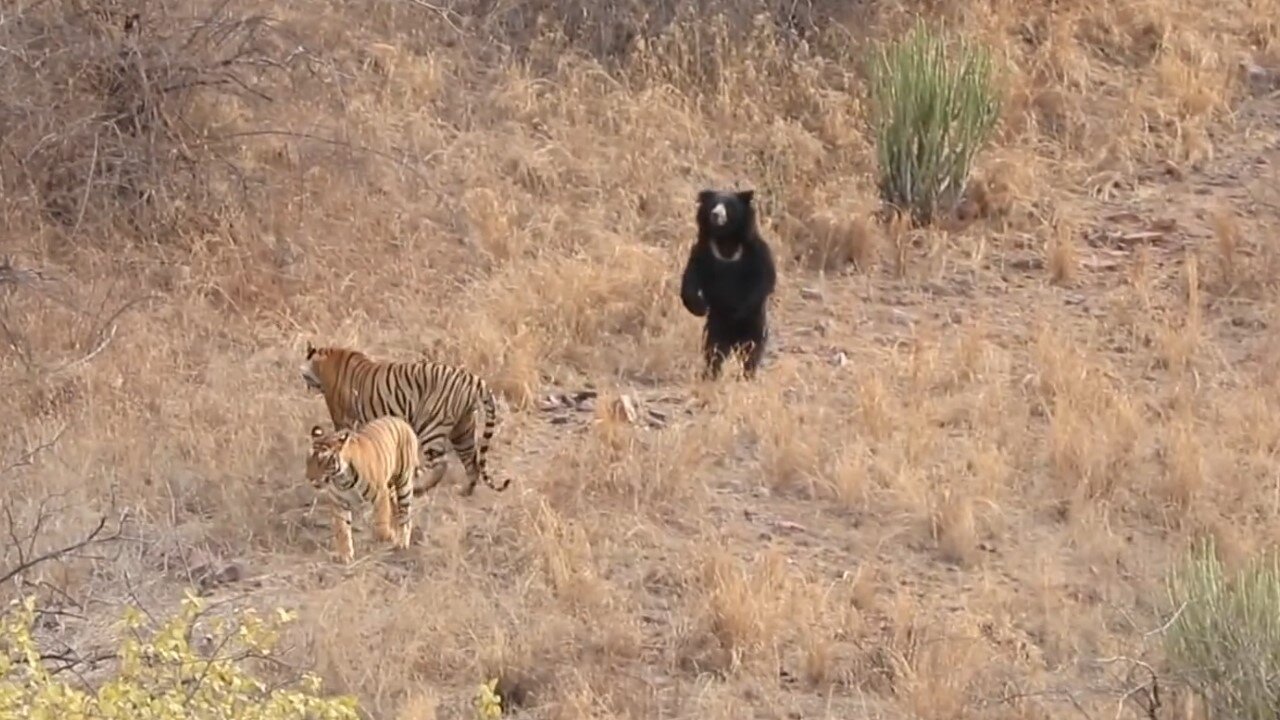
[771, 520, 807, 534]
[831, 351, 848, 367]
[889, 309, 914, 326]
[800, 286, 823, 301]
[603, 394, 640, 424]
[1241, 61, 1275, 95]
[192, 560, 246, 595]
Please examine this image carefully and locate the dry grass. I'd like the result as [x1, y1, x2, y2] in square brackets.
[4, 0, 1280, 717]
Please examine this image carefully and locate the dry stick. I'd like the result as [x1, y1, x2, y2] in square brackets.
[404, 0, 467, 35]
[0, 515, 120, 588]
[215, 128, 443, 185]
[0, 423, 67, 475]
[0, 258, 156, 378]
[48, 292, 160, 378]
[69, 130, 100, 242]
[1093, 656, 1161, 720]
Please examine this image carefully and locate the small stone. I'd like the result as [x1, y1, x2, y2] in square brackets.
[215, 563, 244, 585]
[1242, 61, 1274, 94]
[604, 395, 640, 424]
[800, 286, 823, 301]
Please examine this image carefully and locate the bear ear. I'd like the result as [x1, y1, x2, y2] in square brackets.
[735, 189, 755, 207]
[697, 189, 716, 206]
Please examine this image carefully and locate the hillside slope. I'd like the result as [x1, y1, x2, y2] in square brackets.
[3, 1, 1280, 718]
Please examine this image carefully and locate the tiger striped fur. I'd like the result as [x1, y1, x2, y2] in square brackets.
[305, 414, 423, 564]
[300, 343, 511, 496]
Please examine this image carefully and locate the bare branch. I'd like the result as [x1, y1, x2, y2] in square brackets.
[404, 0, 467, 36]
[0, 513, 126, 588]
[0, 256, 52, 288]
[0, 422, 68, 476]
[212, 128, 441, 184]
[1144, 601, 1187, 638]
[0, 257, 156, 380]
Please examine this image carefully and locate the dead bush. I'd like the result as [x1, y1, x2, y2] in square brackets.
[0, 1, 301, 248]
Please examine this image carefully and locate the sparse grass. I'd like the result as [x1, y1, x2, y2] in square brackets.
[2, 0, 1280, 717]
[1166, 538, 1280, 720]
[868, 20, 1002, 226]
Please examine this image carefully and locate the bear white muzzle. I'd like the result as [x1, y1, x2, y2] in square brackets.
[710, 203, 727, 226]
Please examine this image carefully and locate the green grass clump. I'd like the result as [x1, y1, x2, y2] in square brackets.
[867, 21, 1001, 226]
[1165, 538, 1280, 720]
[0, 593, 360, 720]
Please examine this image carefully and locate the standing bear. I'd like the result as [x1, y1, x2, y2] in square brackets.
[679, 188, 778, 380]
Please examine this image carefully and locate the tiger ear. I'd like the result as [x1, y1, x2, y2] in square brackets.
[309, 425, 325, 439]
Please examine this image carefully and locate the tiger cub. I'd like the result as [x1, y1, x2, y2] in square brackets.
[305, 415, 423, 564]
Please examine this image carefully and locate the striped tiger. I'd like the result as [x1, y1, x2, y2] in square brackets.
[300, 342, 512, 496]
[306, 413, 423, 564]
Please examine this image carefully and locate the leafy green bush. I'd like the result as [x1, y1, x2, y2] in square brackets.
[0, 593, 361, 720]
[867, 21, 1001, 226]
[1165, 538, 1280, 719]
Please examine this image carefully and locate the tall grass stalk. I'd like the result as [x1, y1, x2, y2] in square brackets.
[867, 21, 1001, 226]
[1165, 537, 1280, 720]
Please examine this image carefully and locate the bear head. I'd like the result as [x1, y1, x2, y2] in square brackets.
[696, 189, 756, 255]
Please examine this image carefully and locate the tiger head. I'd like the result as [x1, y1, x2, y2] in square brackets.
[300, 342, 328, 393]
[302, 344, 374, 431]
[301, 342, 366, 394]
[306, 424, 354, 490]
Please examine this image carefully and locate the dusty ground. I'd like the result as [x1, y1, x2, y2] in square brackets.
[3, 0, 1280, 718]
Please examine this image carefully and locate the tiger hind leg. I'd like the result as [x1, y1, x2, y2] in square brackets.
[418, 435, 450, 493]
[448, 412, 481, 496]
[453, 396, 510, 496]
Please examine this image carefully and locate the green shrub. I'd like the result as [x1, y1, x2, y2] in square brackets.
[1165, 538, 1280, 719]
[0, 593, 361, 720]
[867, 21, 1001, 226]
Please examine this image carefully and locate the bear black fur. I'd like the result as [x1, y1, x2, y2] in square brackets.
[679, 188, 777, 380]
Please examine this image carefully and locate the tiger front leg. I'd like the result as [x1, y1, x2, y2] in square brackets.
[371, 486, 396, 544]
[331, 502, 356, 564]
[390, 472, 414, 551]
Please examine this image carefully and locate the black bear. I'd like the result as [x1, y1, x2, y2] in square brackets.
[679, 188, 777, 380]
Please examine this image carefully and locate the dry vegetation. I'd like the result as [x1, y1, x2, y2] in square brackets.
[3, 0, 1280, 717]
